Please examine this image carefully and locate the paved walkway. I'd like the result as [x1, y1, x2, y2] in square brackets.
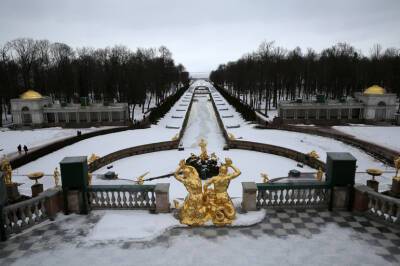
[1, 209, 399, 265]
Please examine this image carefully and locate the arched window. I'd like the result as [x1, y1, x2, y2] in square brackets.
[375, 101, 387, 121]
[378, 101, 386, 107]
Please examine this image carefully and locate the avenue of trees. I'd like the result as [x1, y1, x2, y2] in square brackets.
[0, 38, 189, 126]
[210, 41, 400, 114]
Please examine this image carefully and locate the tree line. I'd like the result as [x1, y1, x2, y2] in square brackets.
[0, 38, 190, 126]
[210, 41, 400, 115]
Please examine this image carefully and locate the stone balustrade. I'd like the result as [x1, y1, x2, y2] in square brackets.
[242, 181, 331, 211]
[354, 185, 400, 225]
[1, 187, 61, 239]
[86, 184, 170, 213]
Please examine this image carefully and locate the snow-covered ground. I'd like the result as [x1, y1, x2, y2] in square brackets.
[0, 126, 118, 158]
[88, 207, 265, 242]
[333, 125, 400, 152]
[11, 218, 394, 266]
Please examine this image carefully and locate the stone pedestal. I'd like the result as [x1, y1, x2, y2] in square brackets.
[367, 179, 379, 192]
[155, 183, 170, 213]
[31, 183, 44, 197]
[331, 186, 352, 211]
[6, 183, 20, 202]
[67, 190, 81, 214]
[353, 185, 371, 212]
[391, 178, 400, 195]
[242, 182, 258, 212]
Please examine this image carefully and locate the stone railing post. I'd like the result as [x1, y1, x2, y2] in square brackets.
[155, 183, 170, 213]
[353, 185, 372, 212]
[242, 182, 258, 212]
[0, 172, 7, 241]
[42, 187, 63, 221]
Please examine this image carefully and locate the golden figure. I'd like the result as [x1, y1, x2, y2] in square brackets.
[203, 158, 241, 226]
[1, 156, 13, 185]
[394, 156, 400, 181]
[316, 167, 324, 181]
[228, 133, 235, 140]
[53, 167, 60, 187]
[173, 199, 180, 209]
[174, 159, 208, 226]
[308, 150, 320, 159]
[199, 139, 208, 161]
[88, 153, 100, 164]
[136, 172, 149, 185]
[261, 173, 269, 183]
[210, 152, 218, 161]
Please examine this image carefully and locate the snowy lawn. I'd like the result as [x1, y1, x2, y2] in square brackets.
[0, 126, 118, 158]
[333, 125, 400, 152]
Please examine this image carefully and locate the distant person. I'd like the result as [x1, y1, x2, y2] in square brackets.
[23, 145, 28, 154]
[17, 144, 22, 154]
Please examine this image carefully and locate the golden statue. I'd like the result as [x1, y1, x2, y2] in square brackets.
[393, 156, 400, 181]
[88, 173, 93, 185]
[53, 167, 60, 187]
[228, 133, 235, 140]
[88, 153, 100, 164]
[136, 172, 149, 185]
[1, 156, 13, 185]
[316, 167, 324, 181]
[199, 139, 209, 161]
[308, 150, 320, 159]
[203, 158, 241, 226]
[174, 159, 208, 226]
[261, 173, 269, 183]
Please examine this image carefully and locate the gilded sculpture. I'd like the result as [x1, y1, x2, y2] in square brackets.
[174, 159, 208, 225]
[199, 138, 209, 161]
[1, 156, 13, 185]
[394, 156, 400, 181]
[53, 167, 60, 187]
[308, 150, 320, 159]
[316, 167, 324, 181]
[203, 157, 241, 225]
[261, 173, 269, 183]
[173, 140, 241, 226]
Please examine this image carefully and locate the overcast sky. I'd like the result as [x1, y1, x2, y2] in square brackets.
[1, 0, 399, 76]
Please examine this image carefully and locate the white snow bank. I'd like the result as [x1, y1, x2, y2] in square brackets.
[333, 126, 400, 152]
[0, 126, 117, 158]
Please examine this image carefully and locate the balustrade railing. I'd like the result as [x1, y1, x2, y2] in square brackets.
[3, 195, 48, 236]
[357, 186, 400, 224]
[87, 185, 156, 210]
[256, 182, 331, 209]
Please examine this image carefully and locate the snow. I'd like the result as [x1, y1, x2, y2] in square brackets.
[11, 221, 394, 266]
[0, 126, 118, 158]
[87, 211, 179, 241]
[333, 125, 400, 152]
[87, 208, 265, 242]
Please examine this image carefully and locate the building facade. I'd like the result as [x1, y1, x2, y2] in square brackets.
[278, 85, 398, 124]
[11, 90, 130, 127]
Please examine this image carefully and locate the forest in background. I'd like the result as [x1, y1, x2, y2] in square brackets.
[0, 38, 189, 126]
[210, 41, 400, 114]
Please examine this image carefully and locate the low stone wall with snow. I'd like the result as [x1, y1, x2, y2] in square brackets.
[272, 124, 398, 167]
